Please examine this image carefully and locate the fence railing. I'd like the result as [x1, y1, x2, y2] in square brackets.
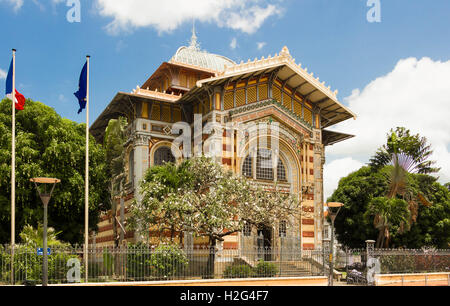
[371, 248, 450, 274]
[0, 244, 324, 285]
[340, 246, 450, 285]
[3, 243, 447, 285]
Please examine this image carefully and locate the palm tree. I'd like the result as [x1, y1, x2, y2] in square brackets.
[19, 224, 66, 247]
[365, 197, 411, 248]
[368, 127, 439, 248]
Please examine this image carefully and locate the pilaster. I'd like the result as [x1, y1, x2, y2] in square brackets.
[312, 129, 324, 249]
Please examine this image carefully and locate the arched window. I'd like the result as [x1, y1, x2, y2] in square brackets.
[154, 146, 175, 166]
[256, 149, 274, 180]
[277, 161, 287, 182]
[242, 148, 288, 182]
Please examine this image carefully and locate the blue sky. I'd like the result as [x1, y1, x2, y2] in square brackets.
[0, 0, 448, 123]
[1, 0, 450, 194]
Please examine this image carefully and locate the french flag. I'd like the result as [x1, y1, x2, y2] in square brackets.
[5, 58, 25, 111]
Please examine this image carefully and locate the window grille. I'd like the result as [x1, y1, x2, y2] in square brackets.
[304, 107, 313, 125]
[154, 147, 175, 166]
[162, 105, 171, 122]
[256, 149, 274, 181]
[258, 84, 268, 101]
[173, 108, 182, 122]
[283, 92, 292, 110]
[272, 86, 282, 103]
[247, 86, 257, 104]
[242, 155, 253, 178]
[277, 160, 287, 182]
[244, 149, 288, 182]
[293, 100, 302, 117]
[151, 104, 161, 121]
[236, 89, 245, 107]
[224, 92, 234, 110]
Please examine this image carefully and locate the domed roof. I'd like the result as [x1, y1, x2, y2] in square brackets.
[170, 29, 235, 72]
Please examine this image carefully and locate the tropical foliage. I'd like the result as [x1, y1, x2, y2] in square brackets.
[0, 98, 109, 244]
[365, 127, 441, 247]
[329, 168, 450, 249]
[19, 224, 68, 248]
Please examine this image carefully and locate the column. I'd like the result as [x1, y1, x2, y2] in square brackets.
[132, 133, 150, 242]
[313, 129, 324, 249]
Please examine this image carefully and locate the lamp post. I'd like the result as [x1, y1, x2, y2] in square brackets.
[30, 178, 60, 287]
[326, 202, 344, 286]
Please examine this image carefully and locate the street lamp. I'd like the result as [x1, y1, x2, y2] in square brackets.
[30, 177, 60, 287]
[326, 202, 344, 286]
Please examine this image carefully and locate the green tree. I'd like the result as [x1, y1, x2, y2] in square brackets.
[327, 166, 385, 248]
[329, 167, 450, 249]
[0, 98, 109, 244]
[19, 224, 68, 248]
[128, 161, 193, 242]
[364, 197, 411, 248]
[395, 175, 450, 248]
[369, 127, 440, 174]
[368, 127, 438, 247]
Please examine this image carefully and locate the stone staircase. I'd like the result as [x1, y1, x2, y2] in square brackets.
[275, 261, 314, 277]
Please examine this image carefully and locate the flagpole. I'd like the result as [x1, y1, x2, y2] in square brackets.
[11, 48, 16, 285]
[84, 55, 90, 283]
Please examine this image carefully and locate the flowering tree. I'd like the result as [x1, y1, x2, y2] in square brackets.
[129, 156, 302, 275]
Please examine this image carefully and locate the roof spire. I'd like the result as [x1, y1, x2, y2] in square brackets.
[189, 19, 200, 50]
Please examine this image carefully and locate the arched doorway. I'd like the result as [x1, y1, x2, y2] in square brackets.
[257, 224, 273, 261]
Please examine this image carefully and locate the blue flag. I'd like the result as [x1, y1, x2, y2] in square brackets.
[74, 62, 87, 114]
[5, 59, 12, 96]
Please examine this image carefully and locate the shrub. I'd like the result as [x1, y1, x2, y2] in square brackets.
[379, 254, 415, 274]
[126, 242, 152, 279]
[148, 244, 188, 279]
[254, 260, 278, 277]
[223, 264, 254, 279]
[0, 246, 81, 284]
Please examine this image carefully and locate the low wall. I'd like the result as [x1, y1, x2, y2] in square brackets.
[55, 276, 328, 287]
[375, 272, 450, 286]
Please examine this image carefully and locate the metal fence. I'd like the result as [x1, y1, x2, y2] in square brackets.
[339, 246, 450, 285]
[0, 244, 324, 285]
[372, 248, 450, 274]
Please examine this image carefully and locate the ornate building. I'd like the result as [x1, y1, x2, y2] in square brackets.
[90, 31, 356, 251]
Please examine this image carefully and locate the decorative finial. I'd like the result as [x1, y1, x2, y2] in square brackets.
[189, 19, 200, 50]
[281, 46, 290, 55]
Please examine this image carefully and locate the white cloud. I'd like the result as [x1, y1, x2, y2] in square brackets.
[257, 42, 266, 50]
[0, 69, 6, 80]
[325, 57, 450, 198]
[230, 37, 237, 50]
[94, 0, 282, 35]
[31, 0, 45, 11]
[1, 0, 64, 12]
[324, 157, 364, 200]
[0, 0, 24, 12]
